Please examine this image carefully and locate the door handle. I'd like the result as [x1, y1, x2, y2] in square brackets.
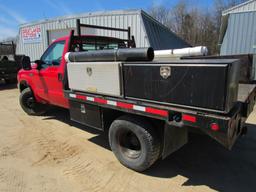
[58, 73, 63, 81]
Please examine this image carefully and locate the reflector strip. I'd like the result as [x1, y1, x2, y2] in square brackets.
[76, 95, 87, 100]
[117, 102, 133, 109]
[69, 93, 168, 117]
[69, 94, 76, 98]
[182, 114, 196, 123]
[95, 98, 107, 104]
[146, 107, 168, 117]
[87, 97, 94, 102]
[133, 105, 146, 112]
[107, 100, 117, 106]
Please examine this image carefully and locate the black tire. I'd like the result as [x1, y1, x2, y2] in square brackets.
[19, 88, 47, 116]
[109, 115, 161, 172]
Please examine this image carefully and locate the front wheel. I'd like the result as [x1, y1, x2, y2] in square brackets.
[109, 115, 161, 172]
[19, 88, 47, 116]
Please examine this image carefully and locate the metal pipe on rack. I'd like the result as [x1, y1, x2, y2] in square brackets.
[65, 47, 154, 62]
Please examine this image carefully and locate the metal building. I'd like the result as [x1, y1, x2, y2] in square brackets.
[16, 9, 189, 61]
[219, 0, 256, 78]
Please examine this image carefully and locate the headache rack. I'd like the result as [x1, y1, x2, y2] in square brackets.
[74, 19, 136, 49]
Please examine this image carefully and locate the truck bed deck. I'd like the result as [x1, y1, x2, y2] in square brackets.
[237, 84, 256, 103]
[64, 83, 256, 150]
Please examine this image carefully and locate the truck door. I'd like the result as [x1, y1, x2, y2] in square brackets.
[39, 40, 68, 108]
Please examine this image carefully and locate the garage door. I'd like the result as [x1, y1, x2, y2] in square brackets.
[48, 28, 98, 45]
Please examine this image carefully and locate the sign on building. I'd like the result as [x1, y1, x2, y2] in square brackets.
[21, 25, 42, 44]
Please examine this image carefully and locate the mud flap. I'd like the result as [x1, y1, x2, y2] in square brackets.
[162, 124, 188, 159]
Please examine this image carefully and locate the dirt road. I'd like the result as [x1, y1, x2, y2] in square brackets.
[0, 84, 256, 192]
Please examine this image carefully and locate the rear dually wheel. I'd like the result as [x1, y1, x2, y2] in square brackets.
[109, 115, 161, 172]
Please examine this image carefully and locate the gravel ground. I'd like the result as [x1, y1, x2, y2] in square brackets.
[0, 83, 256, 192]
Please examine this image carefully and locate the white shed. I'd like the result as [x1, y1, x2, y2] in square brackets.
[16, 9, 189, 61]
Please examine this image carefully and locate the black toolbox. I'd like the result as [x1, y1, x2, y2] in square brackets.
[123, 59, 240, 113]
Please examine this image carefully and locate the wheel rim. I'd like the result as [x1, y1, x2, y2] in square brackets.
[25, 97, 36, 109]
[117, 129, 142, 159]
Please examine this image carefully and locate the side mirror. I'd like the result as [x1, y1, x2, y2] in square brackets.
[21, 56, 32, 70]
[31, 63, 38, 70]
[34, 60, 45, 70]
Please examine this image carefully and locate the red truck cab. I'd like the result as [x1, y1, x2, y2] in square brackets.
[18, 34, 128, 111]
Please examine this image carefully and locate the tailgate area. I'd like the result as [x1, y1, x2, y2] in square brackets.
[237, 84, 256, 117]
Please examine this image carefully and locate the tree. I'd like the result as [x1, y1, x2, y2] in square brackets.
[148, 5, 170, 27]
[148, 0, 248, 54]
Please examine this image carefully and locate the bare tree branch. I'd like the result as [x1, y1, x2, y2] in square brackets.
[148, 0, 247, 54]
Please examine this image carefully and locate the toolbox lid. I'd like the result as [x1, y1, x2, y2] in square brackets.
[124, 59, 240, 65]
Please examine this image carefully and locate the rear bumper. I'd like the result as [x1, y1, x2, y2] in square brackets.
[240, 88, 256, 118]
[198, 84, 256, 149]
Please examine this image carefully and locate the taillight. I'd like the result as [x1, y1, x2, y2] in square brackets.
[210, 123, 220, 131]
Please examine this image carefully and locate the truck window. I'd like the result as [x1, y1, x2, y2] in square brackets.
[82, 42, 96, 51]
[96, 42, 119, 50]
[41, 40, 65, 67]
[71, 38, 126, 52]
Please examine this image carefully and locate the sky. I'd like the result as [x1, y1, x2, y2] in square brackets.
[0, 0, 213, 41]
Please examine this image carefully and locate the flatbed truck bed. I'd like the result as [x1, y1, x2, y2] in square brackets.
[17, 19, 256, 172]
[64, 83, 256, 152]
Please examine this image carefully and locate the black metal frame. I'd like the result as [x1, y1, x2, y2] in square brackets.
[63, 19, 135, 89]
[64, 86, 256, 149]
[0, 41, 15, 56]
[76, 19, 135, 48]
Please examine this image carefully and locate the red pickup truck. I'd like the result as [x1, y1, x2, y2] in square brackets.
[17, 20, 256, 171]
